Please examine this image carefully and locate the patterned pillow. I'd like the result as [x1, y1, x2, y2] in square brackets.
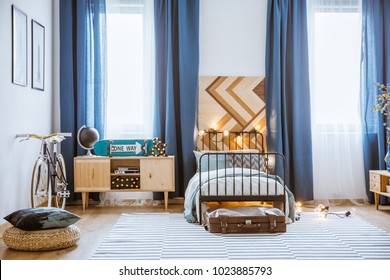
[4, 207, 81, 231]
[227, 150, 265, 172]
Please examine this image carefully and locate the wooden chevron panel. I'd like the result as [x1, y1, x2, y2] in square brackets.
[198, 76, 266, 150]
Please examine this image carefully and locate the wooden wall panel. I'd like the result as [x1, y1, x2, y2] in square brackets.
[198, 76, 266, 150]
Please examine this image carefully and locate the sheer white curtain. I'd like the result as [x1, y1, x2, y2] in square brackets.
[307, 0, 367, 204]
[100, 0, 155, 206]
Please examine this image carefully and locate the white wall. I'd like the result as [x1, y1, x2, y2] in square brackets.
[199, 0, 267, 76]
[0, 0, 54, 219]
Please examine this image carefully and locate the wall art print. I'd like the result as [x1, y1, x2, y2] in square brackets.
[32, 19, 45, 90]
[12, 5, 28, 87]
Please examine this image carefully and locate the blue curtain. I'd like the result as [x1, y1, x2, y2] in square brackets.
[154, 0, 199, 198]
[360, 0, 390, 204]
[265, 0, 313, 201]
[60, 0, 107, 199]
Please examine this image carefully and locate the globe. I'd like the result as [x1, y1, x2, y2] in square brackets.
[77, 125, 100, 156]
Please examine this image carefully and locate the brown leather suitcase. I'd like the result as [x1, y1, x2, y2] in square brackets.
[205, 206, 286, 234]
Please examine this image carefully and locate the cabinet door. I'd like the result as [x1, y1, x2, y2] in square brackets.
[74, 158, 111, 192]
[140, 157, 174, 191]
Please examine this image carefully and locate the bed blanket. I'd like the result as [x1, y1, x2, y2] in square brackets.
[184, 168, 295, 223]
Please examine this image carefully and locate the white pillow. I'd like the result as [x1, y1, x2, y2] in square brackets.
[194, 151, 230, 172]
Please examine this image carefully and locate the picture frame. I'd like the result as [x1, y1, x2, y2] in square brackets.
[12, 5, 28, 87]
[32, 20, 45, 91]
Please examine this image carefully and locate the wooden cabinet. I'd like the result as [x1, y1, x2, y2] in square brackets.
[140, 158, 174, 191]
[74, 156, 175, 210]
[74, 158, 111, 191]
[369, 170, 390, 210]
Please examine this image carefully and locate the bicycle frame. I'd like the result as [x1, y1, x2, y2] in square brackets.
[40, 139, 65, 196]
[42, 138, 70, 207]
[17, 133, 71, 207]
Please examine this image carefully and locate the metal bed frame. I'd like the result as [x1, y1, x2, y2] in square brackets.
[197, 130, 286, 225]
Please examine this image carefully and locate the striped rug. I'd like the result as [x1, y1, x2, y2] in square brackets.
[90, 212, 390, 260]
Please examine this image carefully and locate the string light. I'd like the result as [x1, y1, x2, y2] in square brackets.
[295, 202, 302, 221]
[295, 202, 302, 213]
[314, 204, 352, 219]
[236, 135, 243, 146]
[314, 204, 329, 218]
[198, 129, 206, 136]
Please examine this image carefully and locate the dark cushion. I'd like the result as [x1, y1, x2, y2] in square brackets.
[4, 207, 81, 231]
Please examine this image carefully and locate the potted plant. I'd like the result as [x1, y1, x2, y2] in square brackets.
[373, 83, 390, 171]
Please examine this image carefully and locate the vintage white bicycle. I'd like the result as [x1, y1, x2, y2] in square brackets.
[16, 132, 72, 209]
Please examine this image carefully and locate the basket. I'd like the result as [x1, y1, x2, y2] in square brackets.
[3, 225, 80, 251]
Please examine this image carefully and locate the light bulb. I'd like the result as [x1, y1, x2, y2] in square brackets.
[295, 201, 302, 214]
[314, 203, 325, 212]
[223, 130, 229, 136]
[314, 204, 328, 218]
[236, 135, 243, 146]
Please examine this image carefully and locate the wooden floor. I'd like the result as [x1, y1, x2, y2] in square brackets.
[1, 201, 389, 260]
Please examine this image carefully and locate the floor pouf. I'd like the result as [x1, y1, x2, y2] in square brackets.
[3, 225, 80, 251]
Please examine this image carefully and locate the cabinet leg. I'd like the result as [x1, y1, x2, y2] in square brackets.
[375, 192, 379, 210]
[164, 191, 168, 210]
[82, 192, 88, 211]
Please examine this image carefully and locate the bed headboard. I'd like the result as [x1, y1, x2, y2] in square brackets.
[198, 76, 267, 151]
[196, 129, 264, 152]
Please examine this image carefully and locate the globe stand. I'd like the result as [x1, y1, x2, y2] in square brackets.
[83, 148, 94, 157]
[77, 125, 99, 157]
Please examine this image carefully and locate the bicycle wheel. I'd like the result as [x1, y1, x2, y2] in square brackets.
[31, 158, 51, 208]
[54, 154, 67, 209]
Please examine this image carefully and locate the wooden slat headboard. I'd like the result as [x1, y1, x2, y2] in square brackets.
[196, 129, 264, 152]
[198, 76, 267, 150]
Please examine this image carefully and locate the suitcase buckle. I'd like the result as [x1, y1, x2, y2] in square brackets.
[221, 221, 228, 233]
[245, 220, 252, 225]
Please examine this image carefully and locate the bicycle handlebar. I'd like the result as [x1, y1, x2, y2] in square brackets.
[16, 132, 72, 140]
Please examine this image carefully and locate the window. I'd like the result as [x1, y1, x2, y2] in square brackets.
[307, 0, 367, 201]
[307, 0, 362, 127]
[105, 0, 154, 139]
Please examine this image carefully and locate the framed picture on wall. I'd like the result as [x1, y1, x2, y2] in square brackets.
[12, 5, 28, 87]
[32, 20, 45, 91]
